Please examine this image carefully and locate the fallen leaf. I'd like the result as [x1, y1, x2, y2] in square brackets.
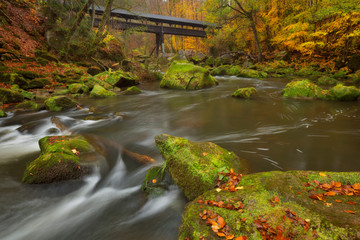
[152, 179, 157, 184]
[202, 152, 208, 156]
[353, 183, 360, 190]
[335, 199, 342, 203]
[326, 191, 335, 196]
[344, 210, 355, 214]
[235, 186, 244, 190]
[77, 165, 81, 170]
[319, 172, 327, 177]
[226, 233, 235, 239]
[346, 201, 357, 205]
[218, 216, 226, 228]
[217, 232, 226, 237]
[216, 188, 222, 192]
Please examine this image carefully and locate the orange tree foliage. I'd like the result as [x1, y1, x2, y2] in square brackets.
[204, 0, 360, 60]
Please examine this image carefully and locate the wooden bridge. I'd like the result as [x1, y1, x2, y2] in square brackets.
[91, 6, 217, 56]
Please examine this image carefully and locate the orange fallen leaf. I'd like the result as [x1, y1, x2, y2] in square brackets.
[326, 191, 336, 196]
[226, 233, 235, 240]
[77, 165, 81, 170]
[335, 199, 342, 203]
[217, 232, 226, 237]
[319, 172, 327, 177]
[218, 216, 226, 228]
[235, 237, 248, 240]
[202, 152, 207, 156]
[353, 183, 360, 190]
[346, 201, 357, 205]
[344, 210, 355, 214]
[152, 179, 157, 184]
[334, 182, 342, 188]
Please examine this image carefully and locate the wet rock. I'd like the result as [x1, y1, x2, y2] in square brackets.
[0, 88, 24, 103]
[316, 76, 338, 86]
[155, 134, 247, 200]
[282, 80, 323, 99]
[142, 166, 173, 197]
[0, 107, 6, 118]
[328, 84, 360, 101]
[179, 171, 360, 239]
[22, 135, 103, 184]
[121, 86, 142, 95]
[15, 100, 40, 111]
[45, 96, 77, 112]
[232, 87, 257, 98]
[92, 70, 139, 89]
[191, 52, 207, 64]
[90, 85, 116, 98]
[160, 62, 218, 90]
[68, 83, 89, 94]
[210, 65, 241, 76]
[219, 53, 234, 65]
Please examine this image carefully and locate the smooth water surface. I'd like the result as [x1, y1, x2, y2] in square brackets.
[0, 76, 359, 239]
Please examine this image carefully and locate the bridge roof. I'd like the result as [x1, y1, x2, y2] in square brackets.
[92, 6, 217, 28]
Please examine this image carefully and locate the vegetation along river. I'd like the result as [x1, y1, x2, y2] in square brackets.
[0, 76, 359, 240]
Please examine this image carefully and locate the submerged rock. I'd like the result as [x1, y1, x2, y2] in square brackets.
[160, 62, 218, 90]
[180, 171, 360, 239]
[45, 96, 77, 111]
[142, 166, 173, 197]
[155, 134, 247, 200]
[22, 135, 103, 184]
[232, 87, 257, 98]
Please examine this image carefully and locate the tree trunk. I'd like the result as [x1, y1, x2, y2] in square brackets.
[90, 0, 115, 55]
[249, 15, 262, 62]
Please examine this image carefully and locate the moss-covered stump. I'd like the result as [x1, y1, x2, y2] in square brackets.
[142, 166, 173, 197]
[0, 88, 24, 103]
[160, 62, 218, 90]
[68, 83, 89, 94]
[22, 135, 100, 184]
[232, 87, 257, 99]
[282, 80, 323, 99]
[155, 134, 247, 200]
[179, 171, 360, 240]
[121, 86, 142, 95]
[328, 84, 360, 101]
[90, 85, 116, 98]
[44, 96, 77, 112]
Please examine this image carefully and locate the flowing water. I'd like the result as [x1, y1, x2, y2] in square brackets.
[0, 76, 359, 239]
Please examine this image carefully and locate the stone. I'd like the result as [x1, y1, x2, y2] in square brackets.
[45, 96, 77, 111]
[68, 83, 89, 94]
[15, 100, 40, 111]
[121, 86, 142, 95]
[0, 88, 24, 103]
[22, 135, 102, 184]
[328, 84, 360, 101]
[155, 134, 247, 200]
[142, 166, 173, 197]
[282, 80, 323, 99]
[160, 62, 218, 90]
[90, 85, 116, 98]
[232, 87, 257, 98]
[34, 49, 59, 63]
[179, 170, 360, 239]
[191, 52, 207, 64]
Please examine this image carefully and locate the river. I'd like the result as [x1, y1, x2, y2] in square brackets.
[0, 76, 359, 239]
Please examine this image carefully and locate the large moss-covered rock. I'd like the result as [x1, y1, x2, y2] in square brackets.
[232, 87, 257, 98]
[328, 84, 360, 101]
[68, 83, 89, 94]
[44, 96, 77, 111]
[155, 134, 247, 200]
[27, 78, 52, 89]
[22, 135, 99, 184]
[179, 171, 360, 239]
[238, 69, 268, 78]
[282, 80, 323, 99]
[210, 65, 241, 76]
[15, 101, 40, 111]
[90, 85, 116, 98]
[0, 108, 6, 118]
[95, 70, 139, 88]
[160, 62, 218, 90]
[0, 88, 24, 103]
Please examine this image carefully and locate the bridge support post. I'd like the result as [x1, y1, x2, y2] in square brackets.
[155, 32, 165, 57]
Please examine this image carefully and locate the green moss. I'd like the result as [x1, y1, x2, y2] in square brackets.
[15, 100, 40, 110]
[238, 69, 268, 78]
[0, 88, 24, 103]
[180, 171, 360, 239]
[121, 86, 142, 95]
[210, 65, 242, 76]
[0, 109, 6, 118]
[22, 135, 95, 184]
[328, 84, 360, 101]
[68, 83, 89, 94]
[316, 76, 338, 85]
[15, 70, 42, 80]
[296, 66, 322, 76]
[160, 62, 218, 90]
[282, 80, 323, 99]
[44, 96, 77, 111]
[90, 85, 116, 98]
[232, 87, 257, 98]
[142, 166, 172, 197]
[27, 78, 52, 89]
[155, 134, 247, 200]
[93, 69, 139, 88]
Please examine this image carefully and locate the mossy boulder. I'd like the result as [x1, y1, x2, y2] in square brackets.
[27, 78, 52, 89]
[210, 65, 242, 76]
[142, 166, 173, 197]
[44, 96, 77, 112]
[328, 84, 360, 101]
[0, 108, 6, 118]
[34, 49, 59, 63]
[22, 135, 99, 184]
[90, 84, 116, 98]
[155, 134, 247, 200]
[296, 66, 322, 76]
[0, 88, 24, 103]
[93, 70, 139, 88]
[68, 83, 89, 94]
[15, 101, 40, 111]
[179, 171, 360, 239]
[316, 76, 338, 86]
[160, 62, 218, 90]
[16, 70, 42, 80]
[282, 80, 323, 99]
[121, 86, 142, 95]
[0, 72, 22, 84]
[232, 87, 257, 99]
[238, 69, 268, 78]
